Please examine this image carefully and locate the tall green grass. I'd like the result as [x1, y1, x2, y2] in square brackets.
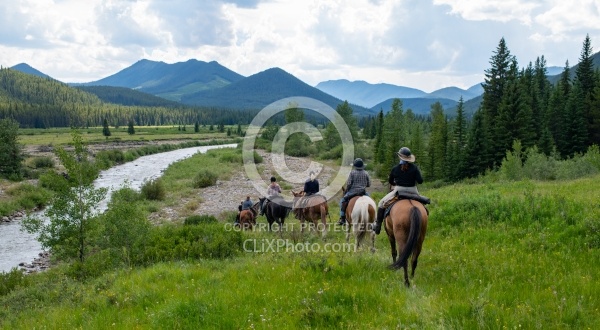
[2, 174, 599, 328]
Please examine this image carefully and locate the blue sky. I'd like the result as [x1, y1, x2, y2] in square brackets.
[1, 0, 599, 92]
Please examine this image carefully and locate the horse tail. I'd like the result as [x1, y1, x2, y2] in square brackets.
[389, 206, 422, 270]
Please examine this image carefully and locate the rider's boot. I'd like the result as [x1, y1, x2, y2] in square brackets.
[373, 207, 385, 234]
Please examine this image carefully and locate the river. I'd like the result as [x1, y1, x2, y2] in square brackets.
[0, 143, 237, 273]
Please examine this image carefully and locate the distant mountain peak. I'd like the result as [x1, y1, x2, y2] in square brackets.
[11, 63, 51, 79]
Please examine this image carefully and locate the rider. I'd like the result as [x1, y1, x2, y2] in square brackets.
[373, 147, 423, 234]
[303, 171, 319, 196]
[337, 158, 371, 225]
[260, 176, 281, 215]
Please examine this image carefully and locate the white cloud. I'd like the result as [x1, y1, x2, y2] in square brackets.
[433, 0, 542, 25]
[0, 0, 599, 91]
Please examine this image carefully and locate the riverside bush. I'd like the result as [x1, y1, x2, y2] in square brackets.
[184, 214, 218, 225]
[141, 178, 166, 200]
[192, 170, 218, 188]
[32, 156, 55, 169]
[133, 223, 243, 264]
[0, 268, 30, 296]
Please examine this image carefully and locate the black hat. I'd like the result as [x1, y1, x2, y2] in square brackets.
[352, 158, 365, 169]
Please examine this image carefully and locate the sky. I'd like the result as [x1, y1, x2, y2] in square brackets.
[1, 0, 599, 93]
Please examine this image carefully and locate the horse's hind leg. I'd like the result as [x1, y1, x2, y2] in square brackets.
[403, 262, 410, 287]
[387, 231, 397, 263]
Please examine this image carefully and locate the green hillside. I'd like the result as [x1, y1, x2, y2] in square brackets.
[76, 85, 183, 107]
[0, 68, 257, 127]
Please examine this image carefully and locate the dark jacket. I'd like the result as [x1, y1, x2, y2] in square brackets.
[388, 163, 423, 187]
[303, 179, 319, 195]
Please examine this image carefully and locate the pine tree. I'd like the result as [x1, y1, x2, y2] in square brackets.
[481, 37, 515, 169]
[194, 121, 200, 133]
[426, 102, 448, 181]
[575, 34, 597, 146]
[464, 110, 488, 177]
[102, 118, 111, 138]
[0, 118, 23, 179]
[127, 120, 135, 135]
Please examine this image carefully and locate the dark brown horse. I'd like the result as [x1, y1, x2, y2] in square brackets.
[385, 199, 428, 287]
[259, 197, 292, 231]
[238, 202, 260, 230]
[291, 191, 329, 237]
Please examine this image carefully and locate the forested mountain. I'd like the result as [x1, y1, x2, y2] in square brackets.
[427, 86, 479, 101]
[0, 68, 256, 128]
[370, 97, 458, 116]
[76, 86, 182, 107]
[10, 63, 51, 79]
[315, 79, 428, 107]
[181, 67, 375, 116]
[79, 59, 244, 101]
[547, 51, 600, 84]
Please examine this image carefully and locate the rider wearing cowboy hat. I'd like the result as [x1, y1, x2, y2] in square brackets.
[337, 158, 371, 225]
[373, 147, 423, 234]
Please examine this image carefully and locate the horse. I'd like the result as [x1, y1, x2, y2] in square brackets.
[238, 202, 260, 230]
[344, 194, 377, 251]
[385, 199, 428, 287]
[259, 197, 291, 231]
[291, 191, 329, 237]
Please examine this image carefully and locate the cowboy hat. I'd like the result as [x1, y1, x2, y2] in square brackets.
[397, 147, 415, 162]
[352, 158, 366, 169]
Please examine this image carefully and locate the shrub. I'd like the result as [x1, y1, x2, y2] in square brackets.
[32, 157, 55, 169]
[140, 178, 166, 201]
[522, 146, 557, 180]
[133, 223, 243, 264]
[184, 214, 218, 225]
[38, 171, 70, 193]
[253, 151, 263, 164]
[0, 268, 30, 296]
[193, 170, 218, 188]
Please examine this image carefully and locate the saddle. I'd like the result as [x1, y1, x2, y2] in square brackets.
[341, 189, 367, 215]
[294, 194, 324, 220]
[383, 192, 431, 218]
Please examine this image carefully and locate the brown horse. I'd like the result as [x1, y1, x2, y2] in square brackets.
[345, 194, 377, 251]
[291, 191, 329, 237]
[238, 202, 260, 230]
[385, 199, 428, 287]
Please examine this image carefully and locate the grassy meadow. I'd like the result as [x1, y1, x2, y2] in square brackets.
[18, 125, 238, 146]
[1, 144, 599, 329]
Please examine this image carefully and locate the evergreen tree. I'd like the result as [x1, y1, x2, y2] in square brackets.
[127, 120, 135, 135]
[374, 110, 385, 165]
[481, 37, 514, 169]
[102, 118, 111, 138]
[378, 99, 405, 178]
[426, 102, 448, 181]
[464, 110, 488, 177]
[565, 82, 589, 156]
[0, 118, 23, 179]
[194, 121, 200, 133]
[575, 34, 597, 146]
[448, 97, 468, 181]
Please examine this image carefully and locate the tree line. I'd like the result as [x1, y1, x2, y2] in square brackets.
[369, 35, 600, 182]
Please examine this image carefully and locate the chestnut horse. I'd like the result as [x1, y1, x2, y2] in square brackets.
[238, 202, 260, 230]
[291, 191, 329, 237]
[385, 199, 428, 287]
[344, 194, 377, 251]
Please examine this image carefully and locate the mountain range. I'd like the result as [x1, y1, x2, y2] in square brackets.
[10, 53, 599, 118]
